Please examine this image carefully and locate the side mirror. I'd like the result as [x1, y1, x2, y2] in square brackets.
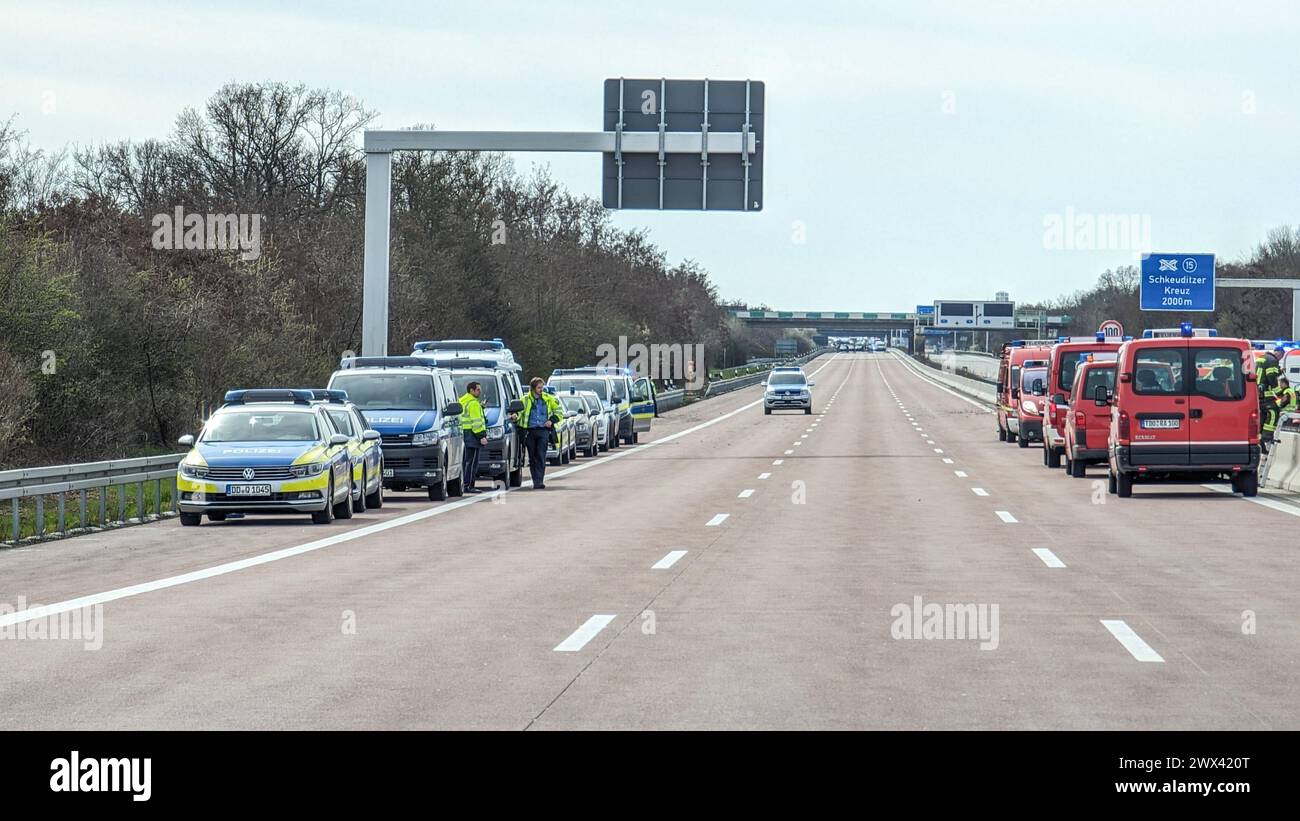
[443, 402, 463, 416]
[759, 380, 766, 386]
[566, 410, 577, 418]
[1093, 385, 1110, 406]
[507, 399, 525, 413]
[1011, 388, 1020, 399]
[329, 433, 350, 446]
[1031, 379, 1045, 395]
[1119, 372, 1132, 383]
[178, 434, 195, 447]
[362, 429, 381, 441]
[808, 381, 816, 387]
[1052, 393, 1066, 405]
[995, 382, 1004, 394]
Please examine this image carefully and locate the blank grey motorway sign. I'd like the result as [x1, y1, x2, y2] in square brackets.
[603, 78, 764, 211]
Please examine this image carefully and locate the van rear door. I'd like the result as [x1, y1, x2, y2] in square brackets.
[1127, 342, 1190, 465]
[1186, 344, 1252, 464]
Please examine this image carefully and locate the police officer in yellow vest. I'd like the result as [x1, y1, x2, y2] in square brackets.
[518, 377, 564, 489]
[459, 381, 488, 493]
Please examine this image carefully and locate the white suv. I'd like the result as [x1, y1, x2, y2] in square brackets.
[763, 368, 814, 415]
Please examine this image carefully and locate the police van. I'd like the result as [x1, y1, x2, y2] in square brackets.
[1106, 325, 1260, 497]
[328, 357, 466, 501]
[411, 349, 527, 488]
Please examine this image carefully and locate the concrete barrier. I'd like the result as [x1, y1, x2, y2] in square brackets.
[889, 350, 996, 407]
[1262, 414, 1300, 491]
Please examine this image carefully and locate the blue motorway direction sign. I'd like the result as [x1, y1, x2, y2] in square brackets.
[916, 305, 935, 315]
[1140, 253, 1216, 311]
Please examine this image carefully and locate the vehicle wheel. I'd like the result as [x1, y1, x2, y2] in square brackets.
[611, 430, 621, 448]
[764, 407, 772, 415]
[509, 463, 523, 487]
[180, 512, 203, 526]
[207, 512, 227, 522]
[1107, 470, 1117, 494]
[1018, 434, 1029, 449]
[1116, 471, 1133, 498]
[998, 426, 1007, 442]
[560, 446, 570, 465]
[428, 472, 447, 501]
[334, 475, 354, 519]
[1007, 430, 1017, 444]
[804, 408, 811, 415]
[1070, 457, 1086, 478]
[313, 479, 336, 524]
[447, 467, 464, 497]
[632, 431, 640, 443]
[1047, 446, 1061, 469]
[1234, 471, 1258, 497]
[353, 469, 368, 513]
[365, 471, 384, 509]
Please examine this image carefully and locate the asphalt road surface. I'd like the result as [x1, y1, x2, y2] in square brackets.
[2, 353, 1297, 729]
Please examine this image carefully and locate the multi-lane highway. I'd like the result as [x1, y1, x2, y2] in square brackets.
[2, 352, 1297, 730]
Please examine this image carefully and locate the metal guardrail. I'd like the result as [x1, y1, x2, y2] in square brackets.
[1, 454, 184, 544]
[655, 389, 686, 413]
[703, 348, 829, 398]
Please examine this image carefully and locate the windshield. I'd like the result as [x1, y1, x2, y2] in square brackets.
[451, 374, 500, 407]
[203, 411, 318, 443]
[610, 379, 628, 401]
[768, 372, 806, 386]
[1021, 367, 1047, 393]
[560, 396, 586, 413]
[330, 373, 434, 410]
[549, 378, 609, 401]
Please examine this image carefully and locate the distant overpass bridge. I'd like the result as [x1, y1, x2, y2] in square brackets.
[728, 309, 1073, 353]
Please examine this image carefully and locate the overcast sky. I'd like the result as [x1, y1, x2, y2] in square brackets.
[5, 0, 1299, 311]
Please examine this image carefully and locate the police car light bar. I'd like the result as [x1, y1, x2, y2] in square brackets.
[223, 389, 314, 406]
[339, 356, 437, 370]
[412, 339, 505, 352]
[414, 355, 508, 371]
[308, 389, 349, 404]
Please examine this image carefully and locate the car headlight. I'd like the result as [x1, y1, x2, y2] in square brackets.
[1022, 400, 1039, 415]
[290, 461, 329, 477]
[411, 430, 439, 446]
[487, 425, 504, 439]
[179, 463, 208, 479]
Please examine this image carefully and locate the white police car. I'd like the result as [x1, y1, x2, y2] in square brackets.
[763, 367, 815, 415]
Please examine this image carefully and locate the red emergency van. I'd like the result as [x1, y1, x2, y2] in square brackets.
[1063, 358, 1116, 477]
[1106, 327, 1260, 497]
[1041, 334, 1124, 469]
[995, 341, 1051, 445]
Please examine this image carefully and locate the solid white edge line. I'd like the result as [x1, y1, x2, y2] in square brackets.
[1100, 619, 1164, 662]
[554, 614, 617, 652]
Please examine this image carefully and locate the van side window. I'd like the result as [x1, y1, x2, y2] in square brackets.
[1192, 348, 1244, 400]
[1133, 349, 1183, 395]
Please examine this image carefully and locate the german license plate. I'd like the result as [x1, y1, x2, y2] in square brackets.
[382, 468, 394, 478]
[1141, 418, 1180, 429]
[227, 484, 272, 496]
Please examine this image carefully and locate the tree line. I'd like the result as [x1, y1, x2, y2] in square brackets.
[0, 83, 788, 468]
